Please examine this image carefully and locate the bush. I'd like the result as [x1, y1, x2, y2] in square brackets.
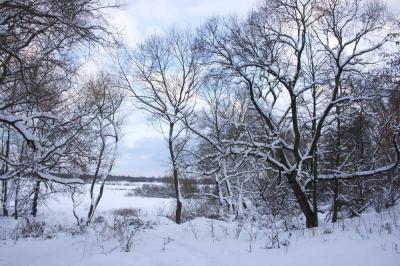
[12, 217, 54, 240]
[113, 208, 141, 217]
[109, 215, 144, 252]
[133, 184, 175, 198]
[91, 215, 105, 224]
[96, 209, 155, 252]
[182, 198, 221, 222]
[131, 180, 206, 199]
[124, 191, 135, 197]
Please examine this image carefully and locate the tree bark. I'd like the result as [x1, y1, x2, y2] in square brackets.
[14, 143, 25, 220]
[332, 178, 339, 223]
[1, 127, 10, 216]
[31, 180, 41, 217]
[225, 179, 234, 214]
[215, 174, 224, 216]
[311, 76, 319, 226]
[14, 177, 20, 220]
[312, 156, 318, 226]
[1, 181, 8, 216]
[287, 171, 317, 228]
[332, 105, 341, 223]
[87, 180, 106, 224]
[87, 133, 106, 225]
[168, 122, 182, 224]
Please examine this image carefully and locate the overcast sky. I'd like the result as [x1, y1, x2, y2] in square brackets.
[108, 0, 400, 177]
[109, 0, 257, 177]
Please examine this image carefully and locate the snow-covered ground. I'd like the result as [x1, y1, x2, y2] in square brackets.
[1, 184, 399, 266]
[43, 183, 174, 224]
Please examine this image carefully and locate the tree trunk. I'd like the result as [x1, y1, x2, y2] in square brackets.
[332, 105, 341, 223]
[31, 180, 41, 217]
[14, 141, 26, 219]
[332, 178, 339, 223]
[87, 132, 106, 225]
[312, 161, 318, 226]
[87, 180, 106, 224]
[225, 179, 234, 214]
[287, 172, 317, 228]
[172, 164, 182, 224]
[14, 177, 20, 220]
[311, 78, 318, 226]
[215, 174, 224, 217]
[236, 177, 244, 217]
[1, 127, 10, 216]
[1, 181, 8, 216]
[168, 122, 182, 224]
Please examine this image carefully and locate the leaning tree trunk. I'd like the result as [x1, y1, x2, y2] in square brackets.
[277, 147, 317, 228]
[87, 133, 106, 225]
[287, 171, 317, 228]
[87, 179, 106, 224]
[87, 142, 117, 225]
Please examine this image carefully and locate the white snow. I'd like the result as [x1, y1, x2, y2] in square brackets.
[0, 183, 399, 266]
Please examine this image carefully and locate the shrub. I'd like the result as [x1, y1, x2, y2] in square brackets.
[182, 198, 221, 222]
[124, 191, 135, 197]
[110, 215, 144, 252]
[12, 217, 54, 240]
[113, 208, 141, 217]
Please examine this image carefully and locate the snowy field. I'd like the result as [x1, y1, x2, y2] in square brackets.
[1, 183, 399, 266]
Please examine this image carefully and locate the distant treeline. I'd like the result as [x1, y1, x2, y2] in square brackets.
[55, 173, 214, 185]
[106, 175, 215, 185]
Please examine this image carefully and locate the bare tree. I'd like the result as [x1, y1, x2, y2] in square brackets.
[0, 0, 120, 185]
[85, 74, 124, 225]
[120, 28, 201, 224]
[196, 0, 399, 227]
[0, 0, 122, 219]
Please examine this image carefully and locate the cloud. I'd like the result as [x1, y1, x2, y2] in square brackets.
[111, 0, 400, 177]
[110, 1, 258, 176]
[113, 135, 169, 177]
[110, 0, 258, 46]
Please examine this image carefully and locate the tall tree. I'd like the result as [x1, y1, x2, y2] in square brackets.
[120, 29, 201, 224]
[197, 0, 399, 227]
